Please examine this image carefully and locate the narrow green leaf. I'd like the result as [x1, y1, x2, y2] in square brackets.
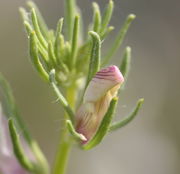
[63, 41, 72, 65]
[120, 46, 131, 77]
[0, 74, 32, 144]
[49, 69, 74, 122]
[24, 21, 33, 36]
[86, 31, 101, 85]
[48, 29, 55, 42]
[55, 18, 64, 38]
[24, 22, 49, 65]
[54, 34, 64, 61]
[29, 31, 49, 82]
[65, 0, 76, 41]
[19, 7, 29, 22]
[102, 14, 136, 66]
[27, 1, 49, 39]
[92, 2, 101, 33]
[48, 41, 57, 66]
[31, 8, 48, 49]
[8, 119, 34, 171]
[0, 75, 49, 173]
[100, 0, 114, 35]
[109, 98, 144, 132]
[49, 41, 68, 73]
[66, 120, 87, 141]
[30, 141, 49, 174]
[83, 97, 118, 150]
[101, 26, 114, 40]
[75, 6, 84, 42]
[70, 15, 79, 68]
[119, 46, 131, 89]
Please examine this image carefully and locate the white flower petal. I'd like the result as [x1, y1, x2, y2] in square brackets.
[84, 65, 124, 102]
[75, 66, 124, 143]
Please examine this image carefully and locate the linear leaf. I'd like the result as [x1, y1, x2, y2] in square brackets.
[119, 46, 131, 89]
[100, 0, 114, 35]
[29, 32, 49, 81]
[49, 69, 74, 122]
[27, 1, 49, 39]
[102, 14, 136, 66]
[31, 8, 48, 49]
[109, 98, 144, 131]
[92, 2, 101, 33]
[8, 119, 34, 171]
[70, 15, 79, 68]
[66, 120, 87, 141]
[86, 31, 101, 85]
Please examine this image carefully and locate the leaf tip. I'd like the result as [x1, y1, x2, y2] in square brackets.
[128, 14, 136, 20]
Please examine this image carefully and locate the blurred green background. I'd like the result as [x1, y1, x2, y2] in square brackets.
[0, 0, 180, 174]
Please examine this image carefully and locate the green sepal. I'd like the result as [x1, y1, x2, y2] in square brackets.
[102, 14, 136, 66]
[83, 97, 118, 150]
[66, 120, 87, 141]
[109, 98, 144, 132]
[29, 31, 49, 81]
[100, 0, 114, 36]
[92, 2, 101, 33]
[86, 31, 101, 85]
[27, 1, 49, 39]
[119, 46, 131, 89]
[8, 119, 34, 171]
[49, 69, 75, 122]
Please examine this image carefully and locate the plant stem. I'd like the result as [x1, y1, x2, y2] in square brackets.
[52, 84, 77, 174]
[52, 132, 71, 174]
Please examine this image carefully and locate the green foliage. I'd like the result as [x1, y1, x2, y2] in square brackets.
[83, 98, 118, 150]
[8, 119, 35, 171]
[0, 74, 49, 174]
[66, 120, 87, 141]
[110, 98, 144, 131]
[86, 31, 101, 86]
[0, 1, 144, 174]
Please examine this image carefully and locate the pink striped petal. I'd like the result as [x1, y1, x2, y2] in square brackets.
[84, 65, 124, 102]
[76, 66, 124, 143]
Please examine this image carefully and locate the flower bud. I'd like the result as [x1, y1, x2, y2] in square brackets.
[75, 65, 124, 143]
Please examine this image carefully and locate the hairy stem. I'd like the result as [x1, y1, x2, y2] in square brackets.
[52, 84, 77, 174]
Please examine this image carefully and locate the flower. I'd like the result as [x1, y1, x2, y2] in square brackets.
[75, 65, 124, 143]
[0, 104, 34, 174]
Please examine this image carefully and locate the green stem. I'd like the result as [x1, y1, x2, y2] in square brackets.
[52, 84, 77, 174]
[52, 133, 71, 174]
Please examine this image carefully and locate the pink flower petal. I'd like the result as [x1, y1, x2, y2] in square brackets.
[84, 66, 124, 102]
[76, 66, 124, 143]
